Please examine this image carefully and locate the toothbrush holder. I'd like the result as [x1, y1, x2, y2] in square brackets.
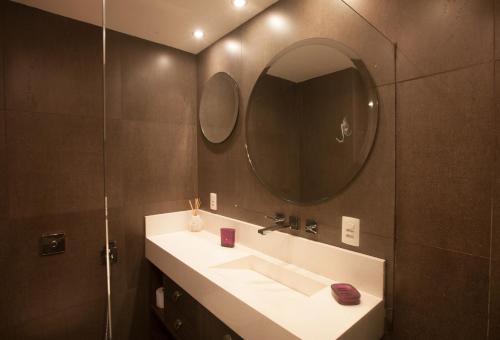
[220, 227, 235, 247]
[189, 214, 203, 232]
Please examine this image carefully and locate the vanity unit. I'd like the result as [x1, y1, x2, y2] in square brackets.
[146, 210, 385, 340]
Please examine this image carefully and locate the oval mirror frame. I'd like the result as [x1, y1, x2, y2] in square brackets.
[199, 72, 240, 144]
[245, 38, 379, 205]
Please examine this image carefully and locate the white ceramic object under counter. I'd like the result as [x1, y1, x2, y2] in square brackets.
[145, 210, 385, 340]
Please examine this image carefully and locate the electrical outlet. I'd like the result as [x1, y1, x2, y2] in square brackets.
[342, 216, 360, 247]
[210, 193, 217, 211]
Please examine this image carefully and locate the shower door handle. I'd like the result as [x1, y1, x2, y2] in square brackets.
[101, 241, 119, 265]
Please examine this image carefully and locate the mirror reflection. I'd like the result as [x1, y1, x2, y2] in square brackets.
[246, 39, 379, 204]
[199, 72, 239, 143]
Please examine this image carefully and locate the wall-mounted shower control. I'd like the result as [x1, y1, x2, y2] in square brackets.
[40, 232, 65, 256]
[101, 241, 119, 265]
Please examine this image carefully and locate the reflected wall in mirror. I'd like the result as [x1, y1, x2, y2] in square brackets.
[199, 72, 240, 143]
[246, 38, 379, 204]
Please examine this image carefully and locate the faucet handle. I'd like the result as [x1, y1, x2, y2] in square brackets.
[265, 213, 286, 224]
[305, 219, 318, 234]
[289, 215, 300, 231]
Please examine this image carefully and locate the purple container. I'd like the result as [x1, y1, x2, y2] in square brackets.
[220, 228, 235, 248]
[331, 283, 361, 305]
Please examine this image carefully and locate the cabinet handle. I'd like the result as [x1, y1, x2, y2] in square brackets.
[173, 318, 183, 331]
[222, 335, 233, 340]
[171, 290, 182, 302]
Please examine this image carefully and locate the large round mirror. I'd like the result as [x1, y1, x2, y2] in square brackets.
[246, 38, 379, 204]
[199, 72, 239, 143]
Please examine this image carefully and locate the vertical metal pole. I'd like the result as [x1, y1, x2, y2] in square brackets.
[102, 0, 112, 338]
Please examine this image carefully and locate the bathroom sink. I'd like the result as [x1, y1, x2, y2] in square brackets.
[212, 255, 327, 296]
[146, 210, 385, 339]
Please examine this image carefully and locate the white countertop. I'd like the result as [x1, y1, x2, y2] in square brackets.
[145, 210, 385, 340]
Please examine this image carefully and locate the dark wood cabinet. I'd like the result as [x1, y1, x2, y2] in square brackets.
[150, 264, 243, 340]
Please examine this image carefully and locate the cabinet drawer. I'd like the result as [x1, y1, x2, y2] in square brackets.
[164, 307, 198, 340]
[201, 310, 243, 340]
[162, 275, 199, 325]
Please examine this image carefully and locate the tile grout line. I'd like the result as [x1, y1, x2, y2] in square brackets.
[396, 60, 495, 85]
[395, 237, 492, 260]
[340, 0, 395, 45]
[2, 1, 9, 223]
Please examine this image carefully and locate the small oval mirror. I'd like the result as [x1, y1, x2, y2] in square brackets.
[199, 72, 239, 143]
[246, 38, 379, 204]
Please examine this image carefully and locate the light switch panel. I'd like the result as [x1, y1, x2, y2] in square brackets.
[342, 216, 360, 247]
[210, 193, 217, 211]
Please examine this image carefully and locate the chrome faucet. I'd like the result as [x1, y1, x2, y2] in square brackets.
[258, 214, 301, 235]
[258, 213, 289, 235]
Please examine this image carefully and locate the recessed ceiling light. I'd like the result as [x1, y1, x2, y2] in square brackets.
[232, 0, 247, 8]
[193, 29, 204, 39]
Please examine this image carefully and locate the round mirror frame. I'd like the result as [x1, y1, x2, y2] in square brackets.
[245, 38, 380, 205]
[199, 72, 240, 144]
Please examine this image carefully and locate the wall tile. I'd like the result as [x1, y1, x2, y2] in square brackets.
[0, 110, 6, 220]
[393, 241, 489, 340]
[0, 1, 4, 110]
[121, 35, 197, 124]
[496, 0, 500, 60]
[197, 30, 242, 88]
[490, 58, 500, 340]
[493, 60, 500, 263]
[112, 119, 197, 206]
[104, 31, 198, 340]
[341, 0, 399, 42]
[6, 111, 104, 218]
[0, 297, 106, 340]
[396, 63, 494, 257]
[111, 286, 150, 340]
[397, 0, 494, 81]
[106, 30, 123, 120]
[490, 259, 500, 339]
[0, 211, 106, 331]
[239, 0, 394, 92]
[197, 30, 245, 218]
[197, 0, 395, 326]
[4, 2, 102, 116]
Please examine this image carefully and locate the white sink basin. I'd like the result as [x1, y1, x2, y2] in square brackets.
[145, 210, 385, 340]
[212, 255, 327, 296]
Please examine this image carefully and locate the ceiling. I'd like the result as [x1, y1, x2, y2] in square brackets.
[12, 0, 278, 54]
[268, 44, 355, 83]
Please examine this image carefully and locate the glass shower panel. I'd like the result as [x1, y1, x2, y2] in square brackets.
[105, 0, 198, 338]
[0, 0, 108, 339]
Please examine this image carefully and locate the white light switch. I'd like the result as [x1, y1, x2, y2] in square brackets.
[210, 193, 217, 211]
[342, 216, 360, 247]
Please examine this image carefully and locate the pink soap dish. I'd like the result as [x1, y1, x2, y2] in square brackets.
[331, 283, 361, 305]
[220, 227, 235, 248]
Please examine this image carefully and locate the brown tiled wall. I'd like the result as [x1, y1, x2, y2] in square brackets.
[0, 2, 107, 339]
[105, 31, 197, 340]
[196, 0, 396, 325]
[0, 2, 197, 339]
[197, 0, 499, 338]
[345, 0, 497, 339]
[1, 0, 498, 339]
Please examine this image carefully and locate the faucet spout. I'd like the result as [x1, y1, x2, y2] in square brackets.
[258, 213, 289, 235]
[258, 224, 289, 235]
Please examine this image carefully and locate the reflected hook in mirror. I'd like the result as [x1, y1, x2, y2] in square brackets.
[336, 117, 352, 143]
